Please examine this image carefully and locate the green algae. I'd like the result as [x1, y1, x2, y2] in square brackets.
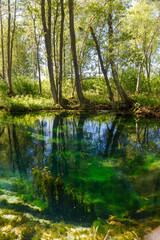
[0, 112, 160, 239]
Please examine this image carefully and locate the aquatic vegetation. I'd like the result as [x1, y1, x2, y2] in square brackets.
[31, 166, 64, 202]
[0, 208, 159, 240]
[0, 182, 160, 239]
[0, 112, 160, 239]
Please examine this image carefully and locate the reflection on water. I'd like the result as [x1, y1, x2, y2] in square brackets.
[0, 112, 160, 225]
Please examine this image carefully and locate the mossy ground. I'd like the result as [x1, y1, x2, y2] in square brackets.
[0, 188, 160, 239]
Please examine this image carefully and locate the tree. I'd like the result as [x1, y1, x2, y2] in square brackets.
[68, 0, 85, 107]
[33, 17, 42, 95]
[7, 0, 17, 95]
[58, 0, 65, 105]
[90, 26, 114, 104]
[121, 0, 160, 93]
[41, 0, 58, 104]
[0, 0, 5, 80]
[53, 0, 59, 91]
[136, 1, 160, 93]
[107, 0, 132, 106]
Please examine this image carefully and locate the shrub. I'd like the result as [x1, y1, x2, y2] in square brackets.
[121, 68, 150, 94]
[0, 81, 8, 94]
[13, 76, 39, 96]
[132, 93, 160, 107]
[82, 77, 108, 95]
[151, 77, 160, 95]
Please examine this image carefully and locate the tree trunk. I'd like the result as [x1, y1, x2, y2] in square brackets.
[144, 44, 152, 92]
[0, 0, 5, 80]
[68, 0, 85, 107]
[58, 0, 64, 105]
[37, 43, 42, 94]
[63, 42, 66, 79]
[7, 0, 16, 95]
[147, 45, 152, 90]
[41, 0, 58, 104]
[71, 59, 75, 98]
[8, 0, 12, 93]
[90, 26, 114, 104]
[107, 2, 128, 105]
[33, 18, 42, 94]
[31, 37, 36, 79]
[53, 0, 59, 91]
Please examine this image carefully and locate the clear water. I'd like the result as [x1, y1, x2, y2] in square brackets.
[0, 112, 160, 225]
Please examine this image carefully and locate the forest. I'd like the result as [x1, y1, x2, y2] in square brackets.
[0, 0, 159, 113]
[0, 0, 160, 240]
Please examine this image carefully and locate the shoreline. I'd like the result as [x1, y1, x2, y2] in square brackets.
[0, 103, 160, 119]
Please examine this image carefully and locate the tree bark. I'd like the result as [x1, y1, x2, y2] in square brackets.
[53, 0, 59, 91]
[63, 42, 66, 79]
[0, 0, 5, 80]
[7, 0, 16, 95]
[90, 26, 114, 104]
[33, 18, 42, 94]
[31, 35, 36, 80]
[41, 0, 58, 104]
[68, 0, 85, 107]
[71, 59, 75, 98]
[58, 0, 64, 105]
[8, 0, 12, 93]
[107, 2, 128, 105]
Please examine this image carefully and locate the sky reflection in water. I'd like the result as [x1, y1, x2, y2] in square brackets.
[0, 112, 160, 224]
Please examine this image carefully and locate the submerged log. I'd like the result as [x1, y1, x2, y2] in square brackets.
[144, 226, 160, 240]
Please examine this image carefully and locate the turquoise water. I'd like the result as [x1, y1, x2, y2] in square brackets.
[0, 112, 160, 225]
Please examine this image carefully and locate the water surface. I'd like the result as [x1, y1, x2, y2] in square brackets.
[0, 111, 160, 226]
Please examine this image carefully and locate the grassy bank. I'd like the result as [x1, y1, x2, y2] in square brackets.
[0, 77, 159, 114]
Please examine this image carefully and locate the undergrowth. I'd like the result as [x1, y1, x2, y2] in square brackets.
[0, 75, 159, 112]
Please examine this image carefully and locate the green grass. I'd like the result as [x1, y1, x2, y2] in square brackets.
[0, 75, 159, 112]
[1, 95, 61, 112]
[84, 90, 110, 105]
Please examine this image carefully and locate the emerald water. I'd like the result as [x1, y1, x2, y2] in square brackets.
[0, 111, 160, 226]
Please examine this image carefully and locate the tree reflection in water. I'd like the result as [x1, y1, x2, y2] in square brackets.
[0, 112, 160, 224]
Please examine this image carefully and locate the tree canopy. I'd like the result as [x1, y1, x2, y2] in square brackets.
[0, 0, 159, 110]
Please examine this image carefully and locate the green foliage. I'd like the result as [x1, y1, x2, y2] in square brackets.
[0, 77, 61, 112]
[132, 93, 160, 107]
[82, 77, 107, 93]
[41, 80, 52, 99]
[151, 77, 160, 95]
[0, 81, 8, 94]
[84, 90, 110, 104]
[2, 95, 56, 112]
[121, 69, 138, 93]
[13, 76, 39, 96]
[121, 68, 150, 93]
[62, 79, 76, 99]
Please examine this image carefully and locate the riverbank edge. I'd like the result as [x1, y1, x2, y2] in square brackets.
[1, 103, 160, 119]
